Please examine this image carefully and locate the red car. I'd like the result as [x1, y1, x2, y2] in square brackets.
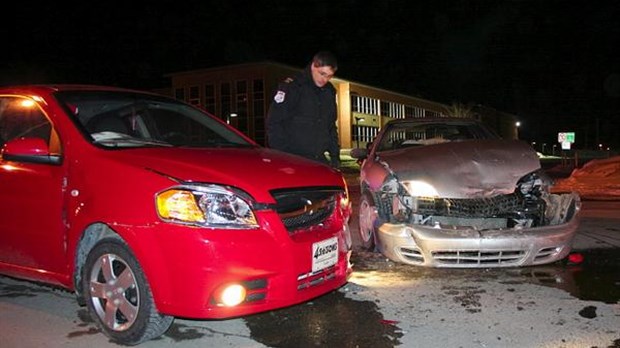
[0, 85, 352, 345]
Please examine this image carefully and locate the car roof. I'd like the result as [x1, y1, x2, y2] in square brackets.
[0, 84, 160, 96]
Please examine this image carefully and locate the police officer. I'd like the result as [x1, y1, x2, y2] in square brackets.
[266, 51, 341, 168]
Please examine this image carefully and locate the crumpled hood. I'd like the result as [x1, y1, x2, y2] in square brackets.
[378, 139, 541, 198]
[107, 147, 344, 203]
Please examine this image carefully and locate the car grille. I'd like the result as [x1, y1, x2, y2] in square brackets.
[401, 247, 562, 266]
[416, 193, 522, 217]
[431, 250, 526, 266]
[297, 266, 337, 291]
[270, 187, 341, 232]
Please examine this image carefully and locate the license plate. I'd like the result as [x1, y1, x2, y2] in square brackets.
[312, 237, 338, 273]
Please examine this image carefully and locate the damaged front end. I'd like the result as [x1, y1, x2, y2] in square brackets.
[372, 169, 581, 267]
[378, 169, 579, 230]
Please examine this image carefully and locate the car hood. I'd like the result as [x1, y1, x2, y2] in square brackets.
[108, 147, 344, 203]
[377, 139, 541, 198]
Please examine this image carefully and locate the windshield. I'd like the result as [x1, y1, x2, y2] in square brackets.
[376, 120, 500, 151]
[55, 90, 255, 148]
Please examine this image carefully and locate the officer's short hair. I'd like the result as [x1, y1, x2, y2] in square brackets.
[312, 51, 338, 71]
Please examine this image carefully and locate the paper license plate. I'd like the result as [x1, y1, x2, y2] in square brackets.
[312, 237, 338, 273]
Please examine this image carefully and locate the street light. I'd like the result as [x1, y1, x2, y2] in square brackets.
[515, 121, 520, 140]
[542, 143, 546, 154]
[227, 112, 237, 125]
[354, 117, 365, 148]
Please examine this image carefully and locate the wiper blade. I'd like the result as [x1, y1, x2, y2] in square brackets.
[92, 132, 172, 147]
[210, 142, 255, 148]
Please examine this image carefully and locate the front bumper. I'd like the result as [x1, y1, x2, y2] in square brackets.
[124, 210, 352, 319]
[376, 211, 581, 268]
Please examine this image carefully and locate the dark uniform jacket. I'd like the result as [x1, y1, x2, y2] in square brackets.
[266, 65, 340, 166]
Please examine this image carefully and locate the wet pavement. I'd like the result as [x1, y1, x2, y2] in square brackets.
[244, 291, 402, 348]
[233, 247, 620, 347]
[549, 249, 620, 304]
[1, 247, 618, 347]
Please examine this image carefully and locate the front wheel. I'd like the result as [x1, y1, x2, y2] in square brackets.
[82, 239, 173, 345]
[359, 192, 379, 251]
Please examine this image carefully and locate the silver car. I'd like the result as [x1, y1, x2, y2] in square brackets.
[350, 118, 581, 268]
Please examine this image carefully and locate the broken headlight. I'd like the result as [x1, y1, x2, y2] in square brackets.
[516, 169, 551, 197]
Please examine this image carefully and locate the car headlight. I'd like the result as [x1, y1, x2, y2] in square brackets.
[156, 184, 258, 228]
[402, 180, 439, 197]
[517, 170, 551, 197]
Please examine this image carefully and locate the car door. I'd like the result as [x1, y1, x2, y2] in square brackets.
[0, 95, 68, 278]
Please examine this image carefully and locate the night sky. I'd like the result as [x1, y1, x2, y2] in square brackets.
[3, 0, 619, 149]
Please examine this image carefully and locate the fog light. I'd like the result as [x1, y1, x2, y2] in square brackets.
[218, 284, 247, 307]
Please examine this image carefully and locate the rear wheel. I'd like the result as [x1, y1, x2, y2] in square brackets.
[359, 192, 379, 251]
[82, 239, 173, 345]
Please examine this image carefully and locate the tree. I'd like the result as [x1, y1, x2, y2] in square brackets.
[443, 102, 475, 118]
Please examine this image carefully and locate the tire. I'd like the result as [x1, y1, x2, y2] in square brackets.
[358, 192, 379, 251]
[82, 239, 173, 345]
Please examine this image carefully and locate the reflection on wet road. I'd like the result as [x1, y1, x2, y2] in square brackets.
[541, 249, 620, 304]
[241, 248, 619, 347]
[351, 248, 620, 305]
[245, 290, 403, 347]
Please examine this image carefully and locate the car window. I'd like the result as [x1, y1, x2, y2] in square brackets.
[0, 96, 53, 147]
[376, 121, 498, 151]
[55, 91, 255, 149]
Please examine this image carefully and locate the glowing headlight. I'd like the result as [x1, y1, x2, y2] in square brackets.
[156, 184, 258, 228]
[403, 180, 439, 197]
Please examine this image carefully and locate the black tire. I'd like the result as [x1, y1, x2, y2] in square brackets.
[82, 239, 173, 345]
[358, 192, 379, 251]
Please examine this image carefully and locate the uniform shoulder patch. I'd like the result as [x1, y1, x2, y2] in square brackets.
[274, 90, 286, 103]
[274, 76, 294, 103]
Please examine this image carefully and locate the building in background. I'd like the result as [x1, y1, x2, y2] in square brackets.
[164, 62, 518, 148]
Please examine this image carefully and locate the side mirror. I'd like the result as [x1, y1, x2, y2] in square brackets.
[350, 147, 368, 160]
[1, 137, 62, 165]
